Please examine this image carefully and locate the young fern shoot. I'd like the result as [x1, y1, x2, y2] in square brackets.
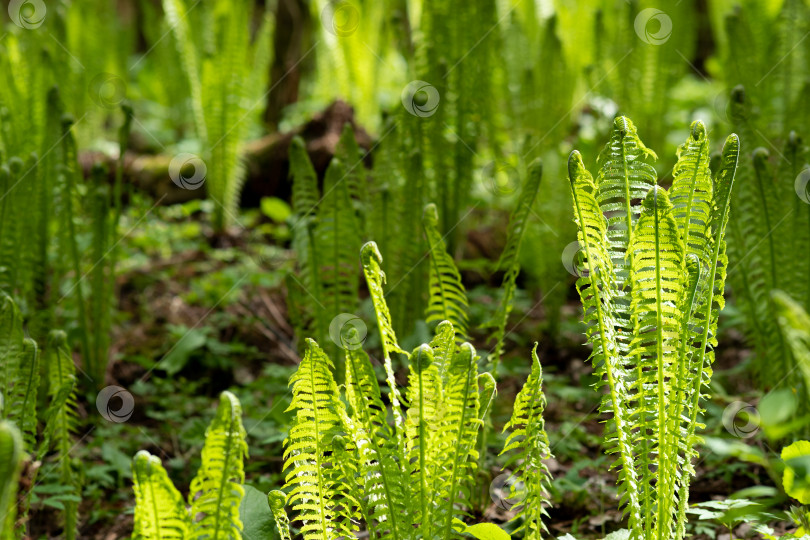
[568, 117, 738, 540]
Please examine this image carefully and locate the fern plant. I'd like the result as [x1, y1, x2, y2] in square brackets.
[0, 295, 82, 539]
[498, 343, 553, 538]
[131, 390, 248, 539]
[772, 291, 810, 409]
[162, 0, 270, 232]
[274, 240, 496, 539]
[0, 422, 23, 538]
[568, 117, 739, 539]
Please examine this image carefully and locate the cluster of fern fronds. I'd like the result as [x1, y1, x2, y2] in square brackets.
[0, 295, 81, 539]
[568, 117, 739, 539]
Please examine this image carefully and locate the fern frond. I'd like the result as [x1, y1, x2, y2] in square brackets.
[487, 159, 543, 375]
[5, 338, 40, 453]
[188, 391, 248, 540]
[0, 295, 25, 405]
[675, 133, 739, 540]
[567, 150, 641, 531]
[44, 330, 79, 540]
[344, 333, 407, 538]
[132, 450, 189, 540]
[0, 422, 23, 538]
[437, 343, 482, 538]
[360, 241, 406, 448]
[627, 186, 686, 539]
[283, 338, 347, 540]
[499, 343, 552, 538]
[268, 491, 292, 540]
[423, 203, 469, 342]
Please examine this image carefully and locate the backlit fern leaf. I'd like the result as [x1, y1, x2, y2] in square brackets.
[360, 242, 406, 447]
[627, 186, 686, 539]
[188, 391, 248, 540]
[268, 491, 292, 540]
[344, 335, 407, 539]
[284, 338, 348, 540]
[499, 343, 552, 539]
[675, 133, 739, 540]
[132, 451, 189, 540]
[436, 343, 484, 538]
[568, 150, 641, 530]
[423, 203, 469, 342]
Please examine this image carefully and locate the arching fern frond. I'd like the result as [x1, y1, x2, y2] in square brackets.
[268, 491, 292, 540]
[132, 450, 189, 540]
[772, 290, 810, 406]
[499, 343, 552, 539]
[423, 203, 469, 342]
[283, 338, 348, 540]
[188, 391, 248, 540]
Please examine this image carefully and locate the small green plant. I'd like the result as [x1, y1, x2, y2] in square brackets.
[567, 117, 739, 539]
[272, 241, 496, 538]
[131, 391, 248, 539]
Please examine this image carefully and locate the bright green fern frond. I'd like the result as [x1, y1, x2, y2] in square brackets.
[0, 421, 23, 538]
[283, 338, 348, 540]
[437, 343, 482, 538]
[595, 116, 658, 355]
[343, 334, 407, 539]
[499, 343, 552, 539]
[627, 186, 685, 539]
[290, 137, 320, 219]
[188, 391, 248, 540]
[360, 241, 406, 449]
[487, 159, 543, 376]
[671, 121, 713, 266]
[132, 450, 189, 540]
[0, 295, 25, 405]
[268, 491, 292, 540]
[567, 150, 641, 531]
[423, 203, 469, 342]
